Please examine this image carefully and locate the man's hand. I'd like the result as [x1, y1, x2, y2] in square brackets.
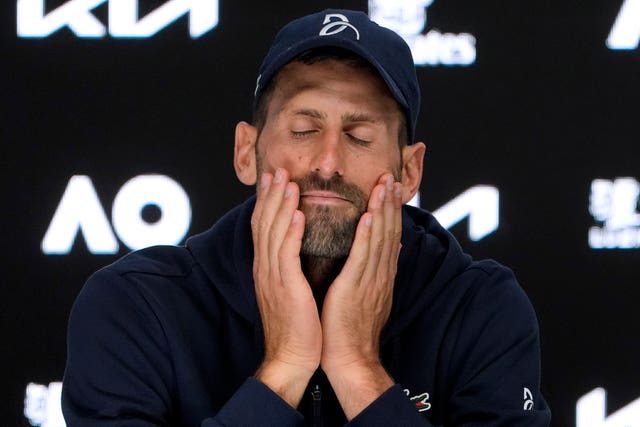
[252, 168, 322, 408]
[321, 174, 402, 419]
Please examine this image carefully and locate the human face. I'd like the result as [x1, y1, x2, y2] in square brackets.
[254, 59, 404, 258]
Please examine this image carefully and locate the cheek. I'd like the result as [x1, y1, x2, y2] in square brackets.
[348, 169, 380, 197]
[351, 157, 391, 179]
[257, 144, 309, 174]
[347, 159, 401, 197]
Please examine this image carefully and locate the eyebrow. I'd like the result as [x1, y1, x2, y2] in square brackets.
[342, 112, 378, 123]
[291, 109, 379, 124]
[291, 109, 326, 119]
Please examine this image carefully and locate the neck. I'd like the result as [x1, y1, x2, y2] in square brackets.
[301, 255, 345, 310]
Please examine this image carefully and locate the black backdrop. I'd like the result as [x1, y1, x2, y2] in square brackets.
[2, 1, 639, 426]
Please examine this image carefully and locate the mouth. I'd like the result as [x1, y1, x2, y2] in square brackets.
[300, 190, 351, 205]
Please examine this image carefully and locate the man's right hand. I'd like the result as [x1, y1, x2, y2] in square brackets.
[252, 168, 321, 408]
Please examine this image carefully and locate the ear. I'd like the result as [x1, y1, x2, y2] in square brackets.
[234, 121, 258, 186]
[400, 142, 426, 204]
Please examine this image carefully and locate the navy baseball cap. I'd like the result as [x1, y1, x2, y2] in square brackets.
[254, 9, 421, 144]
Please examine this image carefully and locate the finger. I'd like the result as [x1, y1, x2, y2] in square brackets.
[251, 172, 273, 244]
[269, 181, 301, 269]
[256, 172, 273, 204]
[256, 168, 290, 271]
[376, 175, 396, 282]
[359, 182, 387, 287]
[259, 168, 289, 231]
[387, 182, 403, 277]
[279, 209, 307, 285]
[335, 212, 373, 285]
[252, 172, 274, 276]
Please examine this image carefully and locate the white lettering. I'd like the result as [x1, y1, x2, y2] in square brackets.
[41, 175, 119, 254]
[602, 178, 640, 229]
[412, 30, 476, 66]
[577, 387, 640, 427]
[607, 0, 640, 50]
[432, 186, 499, 241]
[368, 0, 433, 40]
[42, 174, 191, 255]
[17, 0, 218, 38]
[109, 0, 218, 38]
[24, 382, 65, 427]
[589, 177, 640, 249]
[589, 226, 640, 249]
[368, 0, 476, 66]
[112, 174, 191, 250]
[17, 0, 106, 38]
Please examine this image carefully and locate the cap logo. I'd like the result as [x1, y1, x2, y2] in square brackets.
[319, 14, 360, 40]
[254, 74, 261, 96]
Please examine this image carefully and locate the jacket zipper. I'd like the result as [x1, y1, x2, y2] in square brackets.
[312, 384, 322, 427]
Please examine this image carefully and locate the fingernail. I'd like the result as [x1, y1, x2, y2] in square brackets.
[274, 169, 284, 184]
[284, 183, 293, 198]
[386, 175, 393, 189]
[365, 214, 372, 227]
[379, 187, 386, 201]
[260, 173, 269, 188]
[292, 210, 302, 224]
[395, 183, 402, 198]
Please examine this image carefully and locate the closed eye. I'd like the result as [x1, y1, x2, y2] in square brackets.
[291, 130, 316, 138]
[346, 133, 371, 145]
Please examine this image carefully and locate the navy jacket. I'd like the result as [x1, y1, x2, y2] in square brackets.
[62, 197, 551, 426]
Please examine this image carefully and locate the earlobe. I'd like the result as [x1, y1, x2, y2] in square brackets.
[401, 142, 426, 204]
[234, 121, 258, 185]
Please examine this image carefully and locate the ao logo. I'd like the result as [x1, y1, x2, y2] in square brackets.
[17, 0, 218, 38]
[41, 175, 191, 255]
[607, 0, 640, 50]
[42, 178, 497, 256]
[577, 388, 640, 427]
[368, 0, 476, 66]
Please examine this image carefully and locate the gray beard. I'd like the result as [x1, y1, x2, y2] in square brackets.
[254, 151, 401, 260]
[300, 204, 359, 258]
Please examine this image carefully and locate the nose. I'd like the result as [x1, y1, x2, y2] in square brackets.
[309, 131, 345, 178]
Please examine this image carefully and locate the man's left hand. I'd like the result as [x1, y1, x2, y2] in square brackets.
[320, 173, 402, 420]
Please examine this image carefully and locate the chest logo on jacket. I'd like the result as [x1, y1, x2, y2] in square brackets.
[404, 388, 431, 412]
[523, 387, 534, 410]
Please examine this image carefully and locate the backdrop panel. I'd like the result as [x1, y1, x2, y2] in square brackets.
[2, 1, 639, 426]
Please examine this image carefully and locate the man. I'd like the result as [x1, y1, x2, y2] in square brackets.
[62, 8, 551, 426]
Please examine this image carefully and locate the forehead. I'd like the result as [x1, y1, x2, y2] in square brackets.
[267, 59, 402, 120]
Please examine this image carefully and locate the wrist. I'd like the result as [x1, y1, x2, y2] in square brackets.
[255, 359, 315, 408]
[323, 360, 394, 420]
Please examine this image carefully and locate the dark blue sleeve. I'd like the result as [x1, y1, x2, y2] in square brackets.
[347, 385, 432, 426]
[62, 268, 175, 426]
[347, 266, 550, 426]
[443, 266, 551, 426]
[62, 268, 303, 427]
[201, 378, 303, 426]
